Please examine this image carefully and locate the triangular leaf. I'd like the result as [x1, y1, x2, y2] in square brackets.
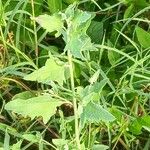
[81, 79, 108, 100]
[5, 95, 64, 124]
[24, 58, 65, 85]
[80, 102, 115, 126]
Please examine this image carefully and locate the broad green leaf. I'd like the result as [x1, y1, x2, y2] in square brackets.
[5, 95, 64, 124]
[80, 102, 115, 127]
[136, 27, 150, 48]
[78, 80, 109, 117]
[35, 14, 64, 37]
[64, 6, 97, 59]
[24, 58, 65, 85]
[93, 144, 109, 150]
[48, 0, 62, 14]
[81, 79, 108, 99]
[81, 92, 100, 106]
[66, 34, 97, 59]
[87, 21, 103, 44]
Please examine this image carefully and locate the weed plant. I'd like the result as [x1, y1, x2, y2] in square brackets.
[0, 0, 150, 150]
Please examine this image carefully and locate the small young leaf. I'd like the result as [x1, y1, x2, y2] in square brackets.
[5, 95, 64, 124]
[136, 26, 150, 48]
[24, 58, 65, 85]
[35, 14, 63, 37]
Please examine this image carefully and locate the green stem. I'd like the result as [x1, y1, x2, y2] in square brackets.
[0, 26, 8, 65]
[67, 50, 81, 150]
[31, 0, 38, 66]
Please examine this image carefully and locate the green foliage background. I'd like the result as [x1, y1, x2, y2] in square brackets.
[0, 0, 150, 149]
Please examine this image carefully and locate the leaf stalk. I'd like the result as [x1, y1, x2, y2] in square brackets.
[68, 50, 81, 150]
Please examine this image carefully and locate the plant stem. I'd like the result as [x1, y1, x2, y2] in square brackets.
[0, 26, 8, 65]
[31, 0, 38, 66]
[67, 50, 81, 150]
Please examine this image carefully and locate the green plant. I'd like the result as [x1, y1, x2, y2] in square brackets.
[4, 3, 115, 149]
[0, 0, 150, 150]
